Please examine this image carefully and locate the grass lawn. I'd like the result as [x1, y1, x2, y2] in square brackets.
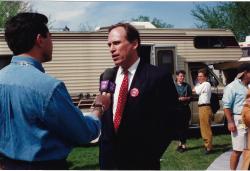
[67, 131, 231, 170]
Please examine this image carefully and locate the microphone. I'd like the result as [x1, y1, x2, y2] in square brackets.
[100, 68, 116, 94]
[92, 68, 115, 112]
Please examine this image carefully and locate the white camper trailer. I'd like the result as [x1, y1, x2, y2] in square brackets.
[239, 35, 250, 61]
[0, 24, 242, 127]
[213, 35, 250, 84]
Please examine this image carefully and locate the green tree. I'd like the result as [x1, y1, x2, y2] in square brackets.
[191, 2, 250, 41]
[0, 1, 32, 28]
[132, 15, 174, 28]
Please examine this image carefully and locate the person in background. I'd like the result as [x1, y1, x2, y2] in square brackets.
[193, 69, 213, 154]
[175, 70, 192, 152]
[222, 63, 250, 170]
[99, 22, 179, 170]
[241, 89, 250, 170]
[0, 12, 109, 170]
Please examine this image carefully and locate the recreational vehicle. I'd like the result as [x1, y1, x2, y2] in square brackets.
[213, 35, 250, 84]
[0, 24, 242, 127]
[239, 35, 250, 61]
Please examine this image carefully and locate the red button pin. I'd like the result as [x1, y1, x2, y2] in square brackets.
[130, 88, 139, 97]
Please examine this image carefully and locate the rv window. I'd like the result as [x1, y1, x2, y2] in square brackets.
[194, 36, 239, 49]
[242, 47, 250, 57]
[156, 50, 174, 74]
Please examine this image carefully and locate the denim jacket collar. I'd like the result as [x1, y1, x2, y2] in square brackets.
[11, 56, 45, 73]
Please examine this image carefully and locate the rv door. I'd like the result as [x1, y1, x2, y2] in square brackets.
[153, 45, 176, 74]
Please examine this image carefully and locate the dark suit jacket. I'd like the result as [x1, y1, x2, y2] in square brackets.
[99, 60, 179, 170]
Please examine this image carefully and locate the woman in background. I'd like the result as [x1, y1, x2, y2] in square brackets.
[175, 70, 192, 152]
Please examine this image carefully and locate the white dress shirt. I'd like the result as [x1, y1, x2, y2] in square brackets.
[113, 58, 140, 120]
[194, 81, 211, 105]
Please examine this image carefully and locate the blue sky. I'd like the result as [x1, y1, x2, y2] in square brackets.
[31, 1, 218, 31]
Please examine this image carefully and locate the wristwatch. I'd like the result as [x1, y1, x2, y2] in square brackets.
[92, 103, 104, 114]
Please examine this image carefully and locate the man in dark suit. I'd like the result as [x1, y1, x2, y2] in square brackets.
[99, 23, 179, 170]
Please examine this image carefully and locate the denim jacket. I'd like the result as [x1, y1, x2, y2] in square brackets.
[0, 56, 100, 161]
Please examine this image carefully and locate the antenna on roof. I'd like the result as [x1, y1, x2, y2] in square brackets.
[63, 25, 70, 31]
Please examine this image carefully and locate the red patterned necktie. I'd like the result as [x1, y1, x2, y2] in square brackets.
[114, 70, 129, 131]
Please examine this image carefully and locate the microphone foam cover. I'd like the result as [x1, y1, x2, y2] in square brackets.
[102, 68, 115, 81]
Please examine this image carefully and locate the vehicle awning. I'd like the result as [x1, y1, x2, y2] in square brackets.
[239, 56, 250, 62]
[213, 61, 242, 70]
[213, 59, 250, 70]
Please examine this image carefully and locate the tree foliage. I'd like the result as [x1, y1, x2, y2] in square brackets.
[0, 1, 32, 28]
[191, 2, 250, 41]
[132, 15, 174, 28]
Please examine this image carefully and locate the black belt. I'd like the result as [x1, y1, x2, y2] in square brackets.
[0, 156, 68, 170]
[198, 104, 211, 107]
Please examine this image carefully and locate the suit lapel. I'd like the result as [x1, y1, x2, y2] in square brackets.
[126, 60, 147, 111]
[130, 60, 146, 90]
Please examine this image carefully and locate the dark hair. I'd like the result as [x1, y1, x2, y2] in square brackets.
[238, 63, 250, 73]
[198, 68, 208, 77]
[4, 12, 49, 55]
[176, 70, 186, 75]
[108, 23, 141, 54]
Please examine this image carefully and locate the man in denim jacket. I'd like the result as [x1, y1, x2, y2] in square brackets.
[0, 12, 108, 169]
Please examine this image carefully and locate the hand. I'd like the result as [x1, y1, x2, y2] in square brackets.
[228, 122, 237, 132]
[91, 94, 111, 118]
[246, 98, 250, 104]
[179, 97, 184, 101]
[94, 94, 111, 111]
[192, 87, 196, 93]
[179, 96, 190, 102]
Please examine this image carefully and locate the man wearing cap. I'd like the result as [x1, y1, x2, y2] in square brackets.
[222, 63, 250, 170]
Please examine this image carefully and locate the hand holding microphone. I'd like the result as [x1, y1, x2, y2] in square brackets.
[92, 68, 116, 117]
[93, 95, 111, 112]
